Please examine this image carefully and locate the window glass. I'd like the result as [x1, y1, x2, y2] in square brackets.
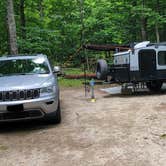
[0, 58, 50, 76]
[158, 51, 166, 65]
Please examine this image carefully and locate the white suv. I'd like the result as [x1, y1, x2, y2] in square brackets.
[0, 54, 61, 124]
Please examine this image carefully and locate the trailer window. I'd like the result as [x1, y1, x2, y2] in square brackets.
[158, 51, 166, 65]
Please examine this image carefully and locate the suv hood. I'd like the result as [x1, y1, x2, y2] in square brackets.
[0, 74, 53, 91]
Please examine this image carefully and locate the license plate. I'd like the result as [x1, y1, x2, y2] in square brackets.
[7, 104, 24, 112]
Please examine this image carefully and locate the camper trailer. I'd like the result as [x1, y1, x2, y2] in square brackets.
[96, 41, 166, 91]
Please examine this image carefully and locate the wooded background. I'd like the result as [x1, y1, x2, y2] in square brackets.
[0, 0, 166, 67]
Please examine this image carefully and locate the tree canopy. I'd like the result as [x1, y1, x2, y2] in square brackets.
[0, 0, 166, 66]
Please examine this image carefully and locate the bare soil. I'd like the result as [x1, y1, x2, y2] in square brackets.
[0, 87, 166, 166]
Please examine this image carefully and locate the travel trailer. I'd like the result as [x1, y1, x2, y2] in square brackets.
[96, 41, 166, 91]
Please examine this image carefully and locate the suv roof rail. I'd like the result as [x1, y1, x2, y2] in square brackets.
[1, 54, 46, 58]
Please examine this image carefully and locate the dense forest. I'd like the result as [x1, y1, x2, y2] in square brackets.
[0, 0, 166, 67]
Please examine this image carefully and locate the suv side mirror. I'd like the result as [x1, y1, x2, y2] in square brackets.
[53, 66, 61, 75]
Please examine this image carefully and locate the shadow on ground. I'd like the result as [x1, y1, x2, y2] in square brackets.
[103, 89, 166, 98]
[0, 120, 57, 134]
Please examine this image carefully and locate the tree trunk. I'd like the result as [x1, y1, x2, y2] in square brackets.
[155, 24, 160, 42]
[141, 0, 147, 41]
[155, 0, 160, 42]
[141, 17, 147, 41]
[20, 0, 26, 39]
[130, 1, 137, 42]
[6, 0, 18, 55]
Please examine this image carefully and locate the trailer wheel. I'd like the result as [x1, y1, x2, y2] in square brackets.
[96, 59, 108, 80]
[146, 81, 163, 92]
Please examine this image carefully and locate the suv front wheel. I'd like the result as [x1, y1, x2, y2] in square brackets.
[46, 100, 61, 124]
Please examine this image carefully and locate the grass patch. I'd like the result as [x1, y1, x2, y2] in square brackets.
[0, 145, 8, 151]
[59, 77, 84, 88]
[63, 68, 84, 75]
[59, 68, 92, 88]
[160, 134, 166, 139]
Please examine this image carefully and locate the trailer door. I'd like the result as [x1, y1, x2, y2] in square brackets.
[138, 49, 156, 79]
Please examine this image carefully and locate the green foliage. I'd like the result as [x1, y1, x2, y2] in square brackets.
[0, 0, 166, 65]
[0, 0, 8, 55]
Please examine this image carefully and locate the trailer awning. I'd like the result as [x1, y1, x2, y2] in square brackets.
[83, 44, 131, 51]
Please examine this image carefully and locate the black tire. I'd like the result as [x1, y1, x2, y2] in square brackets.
[96, 59, 108, 80]
[46, 101, 61, 124]
[146, 81, 163, 92]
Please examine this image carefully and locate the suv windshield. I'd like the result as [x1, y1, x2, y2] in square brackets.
[0, 57, 50, 76]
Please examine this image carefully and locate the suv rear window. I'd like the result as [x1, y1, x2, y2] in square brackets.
[0, 57, 50, 76]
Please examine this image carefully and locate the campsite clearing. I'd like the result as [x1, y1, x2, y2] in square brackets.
[0, 87, 166, 166]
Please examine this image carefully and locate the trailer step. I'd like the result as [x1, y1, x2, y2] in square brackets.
[122, 82, 148, 94]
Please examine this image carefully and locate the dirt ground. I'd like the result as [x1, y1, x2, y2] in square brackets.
[0, 87, 166, 166]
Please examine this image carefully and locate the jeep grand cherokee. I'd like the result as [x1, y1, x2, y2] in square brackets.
[0, 54, 61, 123]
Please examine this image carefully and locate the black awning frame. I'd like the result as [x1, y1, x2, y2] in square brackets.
[83, 44, 131, 52]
